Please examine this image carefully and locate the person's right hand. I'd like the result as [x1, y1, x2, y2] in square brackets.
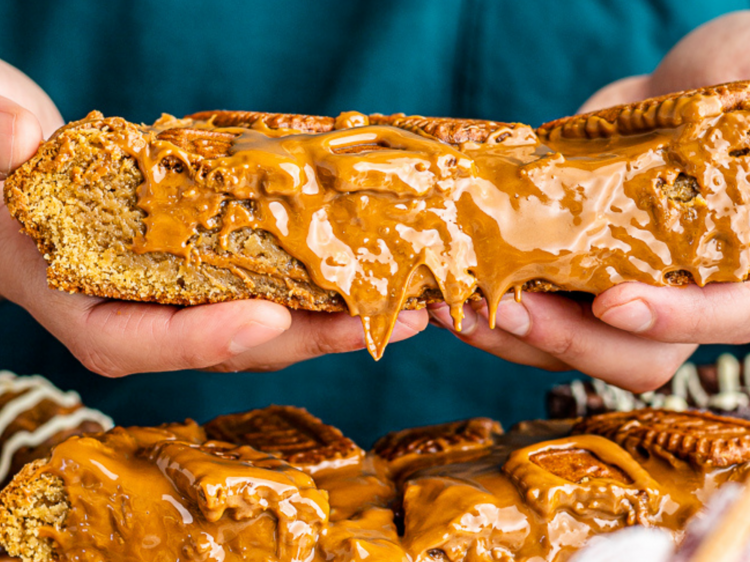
[429, 11, 750, 394]
[0, 61, 428, 377]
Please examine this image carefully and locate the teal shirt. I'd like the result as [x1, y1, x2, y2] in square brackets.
[0, 0, 748, 445]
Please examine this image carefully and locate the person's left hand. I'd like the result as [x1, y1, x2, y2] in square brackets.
[429, 11, 750, 393]
[0, 60, 428, 378]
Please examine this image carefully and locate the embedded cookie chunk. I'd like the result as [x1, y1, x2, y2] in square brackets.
[205, 405, 399, 546]
[503, 436, 666, 526]
[204, 405, 363, 475]
[146, 440, 328, 561]
[572, 409, 750, 467]
[372, 418, 502, 479]
[187, 110, 336, 133]
[0, 422, 328, 562]
[538, 81, 750, 140]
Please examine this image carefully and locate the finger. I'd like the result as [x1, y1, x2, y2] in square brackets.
[0, 60, 64, 137]
[436, 292, 695, 392]
[576, 75, 652, 114]
[69, 298, 292, 377]
[0, 166, 425, 377]
[0, 209, 293, 377]
[428, 301, 571, 371]
[506, 292, 696, 391]
[649, 11, 750, 97]
[593, 281, 750, 345]
[211, 308, 429, 372]
[0, 96, 43, 179]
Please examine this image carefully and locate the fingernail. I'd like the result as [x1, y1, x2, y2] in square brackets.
[229, 321, 285, 354]
[599, 299, 654, 333]
[495, 294, 531, 337]
[460, 304, 478, 334]
[0, 110, 16, 179]
[427, 302, 478, 335]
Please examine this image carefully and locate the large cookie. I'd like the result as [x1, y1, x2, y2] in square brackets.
[9, 82, 750, 357]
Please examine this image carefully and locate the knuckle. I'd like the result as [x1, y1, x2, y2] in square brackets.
[180, 341, 220, 370]
[684, 309, 708, 341]
[536, 300, 590, 359]
[74, 346, 126, 378]
[306, 326, 364, 358]
[545, 330, 585, 360]
[626, 347, 691, 393]
[309, 334, 345, 357]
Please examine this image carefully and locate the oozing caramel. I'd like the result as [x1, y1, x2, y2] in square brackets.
[32, 413, 748, 562]
[41, 424, 329, 562]
[401, 432, 737, 562]
[99, 89, 750, 358]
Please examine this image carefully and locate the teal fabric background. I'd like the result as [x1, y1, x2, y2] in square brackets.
[0, 0, 749, 446]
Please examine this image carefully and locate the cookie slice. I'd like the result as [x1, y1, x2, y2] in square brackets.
[0, 422, 328, 562]
[573, 409, 750, 467]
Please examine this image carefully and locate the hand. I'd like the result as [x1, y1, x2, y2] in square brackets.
[0, 61, 428, 376]
[430, 11, 750, 392]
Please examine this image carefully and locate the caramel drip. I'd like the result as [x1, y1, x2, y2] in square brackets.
[401, 433, 734, 562]
[33, 418, 747, 562]
[108, 97, 750, 358]
[41, 424, 330, 562]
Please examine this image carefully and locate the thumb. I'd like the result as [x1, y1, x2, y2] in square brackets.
[0, 60, 63, 138]
[66, 298, 293, 377]
[0, 95, 43, 180]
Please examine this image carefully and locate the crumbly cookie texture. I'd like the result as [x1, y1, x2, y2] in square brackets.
[0, 407, 748, 562]
[0, 459, 66, 562]
[4, 108, 601, 312]
[8, 81, 750, 321]
[3, 116, 348, 309]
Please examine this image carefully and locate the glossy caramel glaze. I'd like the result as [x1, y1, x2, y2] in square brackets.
[39, 422, 329, 562]
[8, 408, 748, 562]
[400, 431, 735, 562]
[74, 82, 750, 358]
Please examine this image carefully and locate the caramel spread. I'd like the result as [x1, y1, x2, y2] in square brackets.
[91, 85, 750, 358]
[401, 431, 733, 561]
[16, 408, 749, 562]
[41, 423, 329, 562]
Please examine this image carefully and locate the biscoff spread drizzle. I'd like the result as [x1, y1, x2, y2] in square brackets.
[41, 424, 330, 562]
[105, 84, 750, 358]
[35, 419, 744, 562]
